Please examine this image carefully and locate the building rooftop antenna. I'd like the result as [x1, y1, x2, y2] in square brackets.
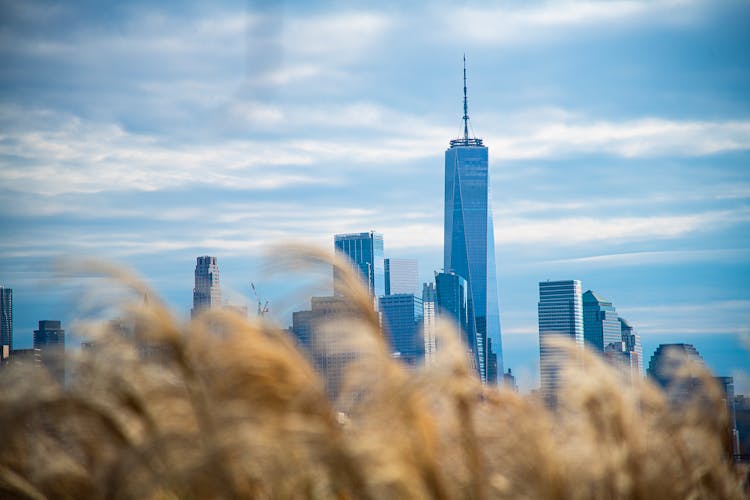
[463, 53, 469, 141]
[450, 54, 483, 148]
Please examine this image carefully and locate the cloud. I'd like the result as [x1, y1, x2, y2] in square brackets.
[542, 248, 750, 267]
[625, 300, 750, 315]
[3, 101, 749, 197]
[494, 207, 750, 246]
[486, 118, 750, 160]
[438, 0, 704, 46]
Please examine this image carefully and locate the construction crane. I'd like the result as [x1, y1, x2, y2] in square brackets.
[250, 282, 269, 317]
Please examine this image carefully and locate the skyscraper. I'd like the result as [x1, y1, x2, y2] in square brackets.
[379, 294, 424, 366]
[384, 258, 418, 295]
[334, 231, 384, 297]
[582, 290, 621, 351]
[647, 343, 704, 389]
[538, 280, 584, 406]
[291, 295, 363, 400]
[619, 317, 644, 377]
[422, 282, 437, 365]
[435, 271, 474, 364]
[0, 286, 11, 352]
[33, 320, 65, 384]
[191, 256, 221, 319]
[443, 56, 503, 383]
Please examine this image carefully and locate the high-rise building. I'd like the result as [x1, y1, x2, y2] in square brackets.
[647, 343, 708, 409]
[334, 231, 384, 298]
[715, 376, 740, 457]
[647, 343, 704, 388]
[291, 296, 364, 400]
[191, 256, 221, 319]
[33, 320, 65, 384]
[503, 368, 518, 392]
[443, 57, 503, 383]
[582, 290, 621, 351]
[538, 280, 584, 406]
[379, 294, 424, 366]
[422, 282, 437, 365]
[384, 258, 418, 296]
[619, 317, 644, 377]
[435, 271, 476, 366]
[735, 395, 750, 457]
[0, 286, 12, 353]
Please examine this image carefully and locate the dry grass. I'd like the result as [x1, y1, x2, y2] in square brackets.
[0, 249, 746, 499]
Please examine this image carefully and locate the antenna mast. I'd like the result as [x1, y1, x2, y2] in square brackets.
[463, 54, 469, 140]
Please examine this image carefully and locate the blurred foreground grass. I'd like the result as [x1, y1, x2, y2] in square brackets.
[0, 249, 747, 499]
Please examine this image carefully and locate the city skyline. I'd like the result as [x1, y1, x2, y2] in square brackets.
[1, 0, 748, 393]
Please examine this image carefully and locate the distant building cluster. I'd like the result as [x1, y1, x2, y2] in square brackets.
[537, 280, 644, 406]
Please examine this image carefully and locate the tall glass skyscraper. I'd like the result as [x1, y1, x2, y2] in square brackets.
[538, 280, 584, 406]
[379, 294, 424, 366]
[619, 317, 644, 377]
[0, 286, 12, 352]
[334, 231, 384, 298]
[33, 320, 65, 384]
[422, 282, 437, 365]
[443, 57, 503, 383]
[384, 258, 418, 296]
[582, 290, 621, 351]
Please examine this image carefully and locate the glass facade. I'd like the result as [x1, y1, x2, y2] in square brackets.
[334, 232, 384, 298]
[435, 271, 472, 355]
[0, 286, 12, 351]
[384, 258, 418, 296]
[444, 143, 503, 383]
[538, 280, 584, 406]
[379, 294, 424, 366]
[582, 290, 621, 351]
[442, 59, 503, 382]
[619, 317, 644, 378]
[33, 320, 65, 385]
[421, 282, 437, 365]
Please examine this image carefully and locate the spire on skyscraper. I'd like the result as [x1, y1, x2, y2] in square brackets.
[463, 53, 469, 141]
[451, 55, 483, 148]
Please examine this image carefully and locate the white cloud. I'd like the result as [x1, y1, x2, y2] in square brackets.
[542, 248, 750, 267]
[3, 101, 749, 197]
[495, 207, 750, 246]
[439, 0, 703, 46]
[486, 118, 750, 160]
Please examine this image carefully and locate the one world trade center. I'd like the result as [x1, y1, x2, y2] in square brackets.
[443, 57, 503, 383]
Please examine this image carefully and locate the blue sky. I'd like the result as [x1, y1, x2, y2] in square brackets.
[1, 0, 748, 393]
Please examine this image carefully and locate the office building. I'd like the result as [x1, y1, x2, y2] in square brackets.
[191, 256, 221, 319]
[291, 296, 364, 400]
[735, 395, 750, 457]
[422, 282, 437, 365]
[33, 320, 65, 384]
[538, 280, 584, 406]
[715, 377, 740, 457]
[0, 286, 11, 353]
[647, 343, 704, 388]
[503, 368, 518, 392]
[334, 231, 384, 298]
[379, 294, 424, 366]
[619, 317, 644, 377]
[582, 290, 621, 352]
[435, 271, 478, 370]
[384, 258, 419, 296]
[647, 343, 710, 410]
[443, 57, 503, 382]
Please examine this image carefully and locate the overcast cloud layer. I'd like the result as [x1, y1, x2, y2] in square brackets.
[1, 0, 749, 392]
